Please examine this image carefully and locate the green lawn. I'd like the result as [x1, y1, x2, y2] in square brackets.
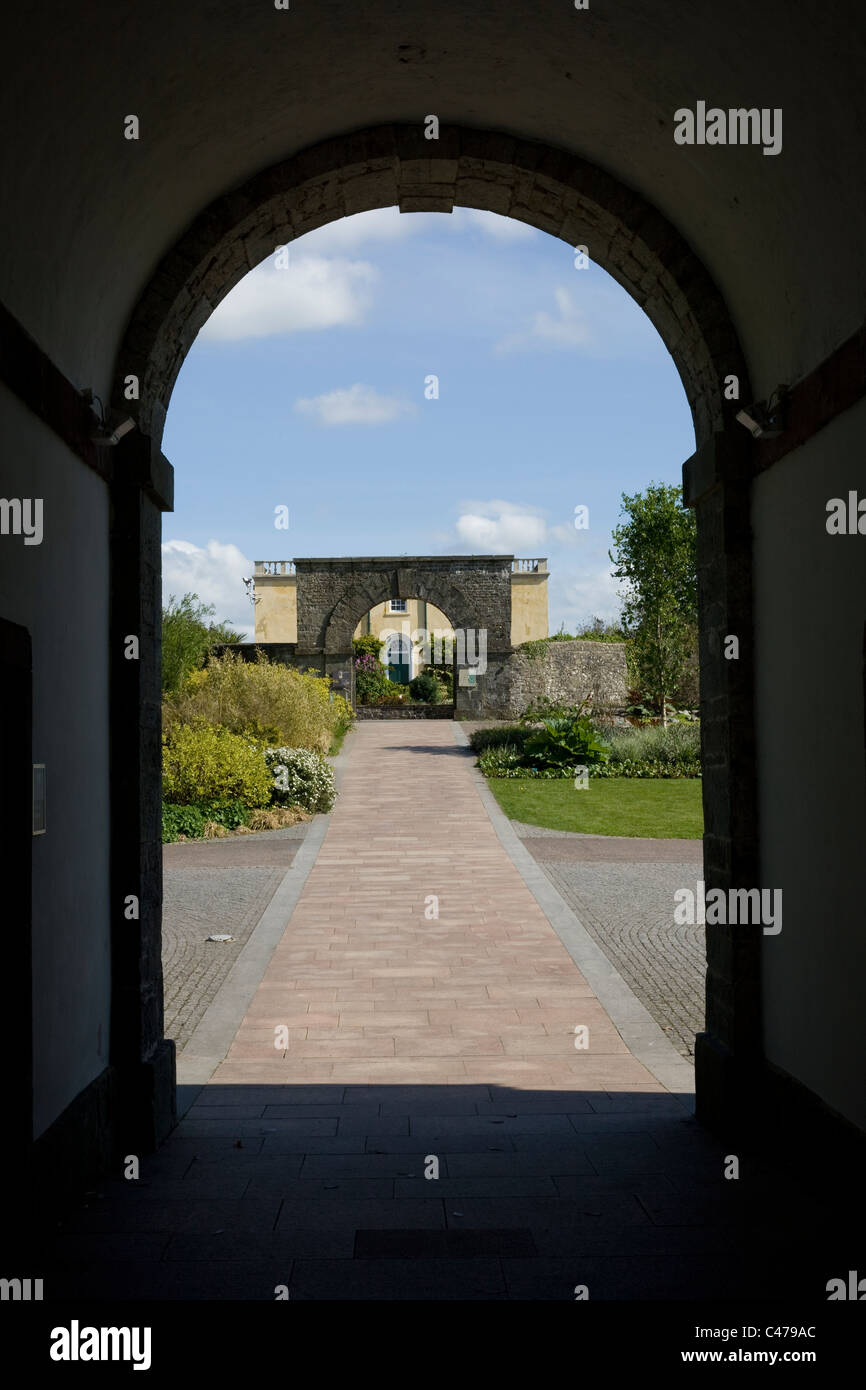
[489, 776, 704, 839]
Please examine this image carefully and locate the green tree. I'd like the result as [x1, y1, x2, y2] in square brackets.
[609, 484, 697, 724]
[161, 592, 241, 694]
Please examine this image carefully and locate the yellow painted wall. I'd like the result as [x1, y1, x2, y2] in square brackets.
[254, 575, 297, 642]
[353, 599, 454, 679]
[254, 573, 548, 650]
[510, 573, 548, 644]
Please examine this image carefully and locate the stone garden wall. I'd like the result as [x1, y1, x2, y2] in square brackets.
[218, 637, 627, 720]
[481, 640, 628, 718]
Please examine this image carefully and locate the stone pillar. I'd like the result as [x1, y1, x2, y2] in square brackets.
[683, 428, 761, 1133]
[108, 431, 176, 1152]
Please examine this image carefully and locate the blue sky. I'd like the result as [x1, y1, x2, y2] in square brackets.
[162, 207, 695, 638]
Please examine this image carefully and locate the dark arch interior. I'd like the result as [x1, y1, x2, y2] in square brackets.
[2, 3, 865, 1310]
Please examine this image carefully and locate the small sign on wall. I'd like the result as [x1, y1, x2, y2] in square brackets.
[458, 669, 478, 688]
[32, 764, 46, 835]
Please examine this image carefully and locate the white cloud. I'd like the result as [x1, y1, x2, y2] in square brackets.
[495, 286, 592, 355]
[295, 205, 537, 251]
[295, 207, 430, 251]
[199, 255, 377, 341]
[454, 500, 548, 553]
[294, 383, 414, 427]
[549, 563, 624, 631]
[162, 539, 253, 634]
[452, 208, 537, 241]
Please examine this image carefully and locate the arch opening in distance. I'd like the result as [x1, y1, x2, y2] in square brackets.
[111, 124, 759, 1135]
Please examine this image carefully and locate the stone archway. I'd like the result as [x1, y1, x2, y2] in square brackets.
[112, 125, 750, 449]
[292, 554, 513, 716]
[109, 124, 758, 1138]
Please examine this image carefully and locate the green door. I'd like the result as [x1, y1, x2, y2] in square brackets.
[387, 635, 411, 685]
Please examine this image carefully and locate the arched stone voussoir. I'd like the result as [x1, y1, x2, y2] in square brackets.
[113, 124, 749, 448]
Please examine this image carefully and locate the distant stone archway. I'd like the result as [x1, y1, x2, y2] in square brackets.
[293, 555, 512, 715]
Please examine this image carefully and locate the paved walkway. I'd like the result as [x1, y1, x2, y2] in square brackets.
[41, 724, 856, 1300]
[214, 722, 662, 1092]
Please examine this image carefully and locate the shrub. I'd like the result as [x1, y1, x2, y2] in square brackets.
[424, 663, 453, 699]
[523, 715, 611, 770]
[162, 592, 242, 695]
[265, 747, 336, 813]
[604, 721, 700, 771]
[408, 671, 440, 703]
[164, 650, 342, 752]
[248, 806, 311, 831]
[477, 743, 527, 776]
[353, 650, 392, 704]
[468, 724, 531, 754]
[162, 722, 272, 808]
[519, 696, 588, 723]
[352, 634, 386, 659]
[161, 797, 252, 842]
[162, 803, 206, 841]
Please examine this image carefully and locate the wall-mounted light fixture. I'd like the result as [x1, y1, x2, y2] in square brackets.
[735, 384, 789, 439]
[81, 389, 136, 446]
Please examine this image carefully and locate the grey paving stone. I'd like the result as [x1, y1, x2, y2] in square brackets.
[395, 1176, 557, 1200]
[101, 1176, 253, 1201]
[274, 1199, 446, 1233]
[443, 1196, 653, 1231]
[365, 1135, 517, 1155]
[378, 1098, 482, 1117]
[336, 1114, 410, 1136]
[409, 1114, 577, 1138]
[299, 1153, 451, 1179]
[175, 1116, 338, 1139]
[262, 1102, 381, 1120]
[342, 1085, 493, 1106]
[445, 1150, 596, 1178]
[260, 1134, 368, 1156]
[585, 1093, 690, 1115]
[247, 1176, 396, 1200]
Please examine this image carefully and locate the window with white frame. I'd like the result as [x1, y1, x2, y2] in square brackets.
[388, 599, 408, 613]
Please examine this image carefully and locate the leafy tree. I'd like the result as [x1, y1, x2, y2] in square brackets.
[609, 484, 697, 724]
[573, 617, 628, 643]
[161, 592, 241, 694]
[352, 633, 385, 659]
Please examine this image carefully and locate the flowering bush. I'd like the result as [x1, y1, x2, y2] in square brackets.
[265, 746, 336, 813]
[353, 650, 392, 704]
